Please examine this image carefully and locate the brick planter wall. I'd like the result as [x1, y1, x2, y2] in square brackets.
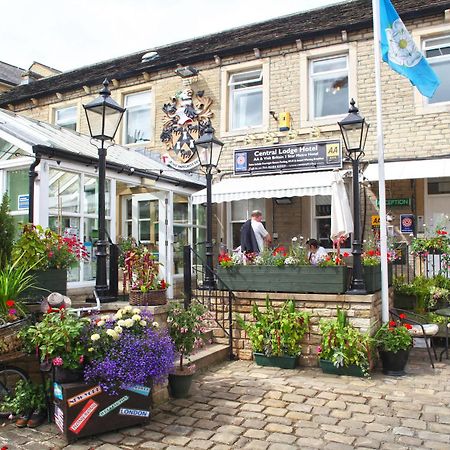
[210, 290, 393, 366]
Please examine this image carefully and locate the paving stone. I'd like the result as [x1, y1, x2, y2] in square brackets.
[365, 423, 390, 433]
[264, 423, 293, 434]
[263, 406, 287, 417]
[243, 440, 270, 450]
[95, 445, 124, 450]
[216, 424, 245, 435]
[162, 424, 193, 435]
[187, 439, 214, 449]
[353, 437, 381, 449]
[210, 432, 239, 445]
[141, 430, 165, 441]
[295, 437, 325, 448]
[162, 435, 191, 446]
[189, 430, 214, 440]
[397, 435, 424, 447]
[266, 432, 297, 444]
[418, 430, 450, 443]
[243, 428, 269, 439]
[323, 432, 355, 445]
[140, 442, 167, 450]
[195, 419, 221, 430]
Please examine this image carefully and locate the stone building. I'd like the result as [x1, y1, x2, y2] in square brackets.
[1, 0, 450, 295]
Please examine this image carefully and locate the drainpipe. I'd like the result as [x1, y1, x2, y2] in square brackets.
[28, 153, 41, 223]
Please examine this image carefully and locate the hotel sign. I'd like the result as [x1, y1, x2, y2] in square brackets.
[234, 140, 342, 176]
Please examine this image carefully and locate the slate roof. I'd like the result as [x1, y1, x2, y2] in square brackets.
[0, 109, 205, 188]
[0, 61, 25, 87]
[1, 0, 450, 106]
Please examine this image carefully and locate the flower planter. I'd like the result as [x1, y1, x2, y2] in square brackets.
[319, 359, 365, 377]
[53, 381, 152, 443]
[21, 269, 68, 300]
[393, 293, 418, 310]
[0, 317, 29, 361]
[217, 266, 349, 294]
[129, 289, 167, 306]
[253, 352, 298, 369]
[379, 349, 410, 376]
[53, 366, 84, 383]
[363, 264, 393, 294]
[168, 372, 194, 398]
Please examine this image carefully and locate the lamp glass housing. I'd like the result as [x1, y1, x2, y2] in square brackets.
[195, 128, 224, 169]
[84, 81, 125, 141]
[338, 100, 369, 156]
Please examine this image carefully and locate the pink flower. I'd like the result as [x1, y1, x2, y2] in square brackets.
[52, 357, 63, 366]
[317, 346, 322, 354]
[79, 355, 84, 364]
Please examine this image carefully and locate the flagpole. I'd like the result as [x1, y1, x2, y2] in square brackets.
[372, 0, 390, 324]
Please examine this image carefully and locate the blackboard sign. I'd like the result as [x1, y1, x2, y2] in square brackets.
[234, 140, 342, 175]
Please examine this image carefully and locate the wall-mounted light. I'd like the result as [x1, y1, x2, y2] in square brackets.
[274, 197, 292, 205]
[175, 66, 199, 78]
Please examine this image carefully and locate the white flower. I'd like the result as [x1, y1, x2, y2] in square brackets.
[140, 320, 147, 326]
[152, 321, 159, 328]
[88, 347, 94, 352]
[124, 305, 132, 312]
[117, 319, 126, 327]
[291, 236, 298, 242]
[132, 314, 141, 321]
[114, 312, 122, 320]
[97, 320, 105, 327]
[106, 329, 116, 337]
[90, 334, 100, 341]
[386, 18, 422, 67]
[124, 318, 134, 328]
[132, 308, 141, 315]
[114, 326, 123, 333]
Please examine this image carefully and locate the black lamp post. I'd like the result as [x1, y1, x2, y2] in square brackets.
[194, 124, 224, 290]
[83, 79, 125, 301]
[338, 99, 369, 294]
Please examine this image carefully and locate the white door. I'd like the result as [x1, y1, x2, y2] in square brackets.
[425, 193, 450, 231]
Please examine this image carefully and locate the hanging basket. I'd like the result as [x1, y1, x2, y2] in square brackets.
[0, 317, 29, 362]
[129, 289, 167, 306]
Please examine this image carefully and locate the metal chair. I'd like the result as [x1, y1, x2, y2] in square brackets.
[389, 308, 438, 369]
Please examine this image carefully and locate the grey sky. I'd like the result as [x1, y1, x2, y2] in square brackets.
[2, 0, 344, 72]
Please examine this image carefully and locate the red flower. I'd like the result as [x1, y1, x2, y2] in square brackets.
[160, 279, 167, 289]
[5, 299, 15, 308]
[389, 320, 396, 327]
[368, 249, 376, 256]
[343, 252, 350, 258]
[404, 323, 413, 330]
[399, 313, 406, 319]
[437, 229, 448, 235]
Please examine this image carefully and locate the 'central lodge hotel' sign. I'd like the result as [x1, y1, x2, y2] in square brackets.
[234, 140, 342, 176]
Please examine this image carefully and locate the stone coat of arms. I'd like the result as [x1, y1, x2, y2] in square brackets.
[160, 88, 213, 171]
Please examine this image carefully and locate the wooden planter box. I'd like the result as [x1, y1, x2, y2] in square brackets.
[53, 381, 151, 442]
[21, 268, 67, 300]
[319, 359, 365, 377]
[363, 264, 393, 294]
[253, 352, 298, 369]
[217, 266, 349, 294]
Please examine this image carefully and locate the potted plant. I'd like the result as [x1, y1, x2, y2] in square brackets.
[318, 308, 373, 377]
[236, 297, 310, 369]
[374, 314, 413, 376]
[19, 305, 88, 383]
[166, 301, 209, 398]
[0, 254, 37, 359]
[0, 379, 48, 428]
[12, 224, 88, 297]
[122, 242, 167, 306]
[83, 305, 175, 394]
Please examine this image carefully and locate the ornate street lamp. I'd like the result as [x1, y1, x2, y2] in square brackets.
[195, 123, 224, 290]
[83, 79, 125, 301]
[338, 99, 369, 294]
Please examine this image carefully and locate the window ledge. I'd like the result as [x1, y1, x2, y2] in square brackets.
[415, 102, 450, 116]
[221, 126, 267, 138]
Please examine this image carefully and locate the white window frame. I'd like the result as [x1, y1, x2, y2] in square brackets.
[220, 60, 270, 136]
[50, 102, 80, 131]
[309, 55, 349, 120]
[121, 89, 154, 146]
[412, 23, 450, 114]
[228, 69, 263, 131]
[300, 43, 357, 128]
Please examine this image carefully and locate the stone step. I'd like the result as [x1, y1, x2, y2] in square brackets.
[188, 343, 230, 372]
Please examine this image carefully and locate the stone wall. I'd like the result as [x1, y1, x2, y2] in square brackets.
[210, 290, 392, 367]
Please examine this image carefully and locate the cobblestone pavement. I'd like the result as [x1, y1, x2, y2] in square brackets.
[1, 348, 450, 450]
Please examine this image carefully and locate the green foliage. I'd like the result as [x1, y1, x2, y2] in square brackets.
[374, 317, 413, 353]
[411, 228, 450, 255]
[0, 193, 15, 269]
[0, 379, 48, 415]
[236, 297, 310, 357]
[0, 254, 36, 320]
[167, 301, 209, 370]
[19, 310, 88, 369]
[318, 308, 372, 375]
[12, 224, 86, 270]
[393, 275, 450, 311]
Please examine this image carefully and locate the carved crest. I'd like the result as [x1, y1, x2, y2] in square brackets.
[160, 88, 213, 170]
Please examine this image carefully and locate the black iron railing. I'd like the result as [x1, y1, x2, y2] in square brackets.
[183, 245, 235, 360]
[391, 243, 449, 282]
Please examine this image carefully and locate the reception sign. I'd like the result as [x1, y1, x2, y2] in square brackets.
[234, 140, 342, 175]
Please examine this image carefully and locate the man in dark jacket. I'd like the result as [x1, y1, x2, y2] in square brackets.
[240, 218, 259, 253]
[240, 210, 271, 253]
